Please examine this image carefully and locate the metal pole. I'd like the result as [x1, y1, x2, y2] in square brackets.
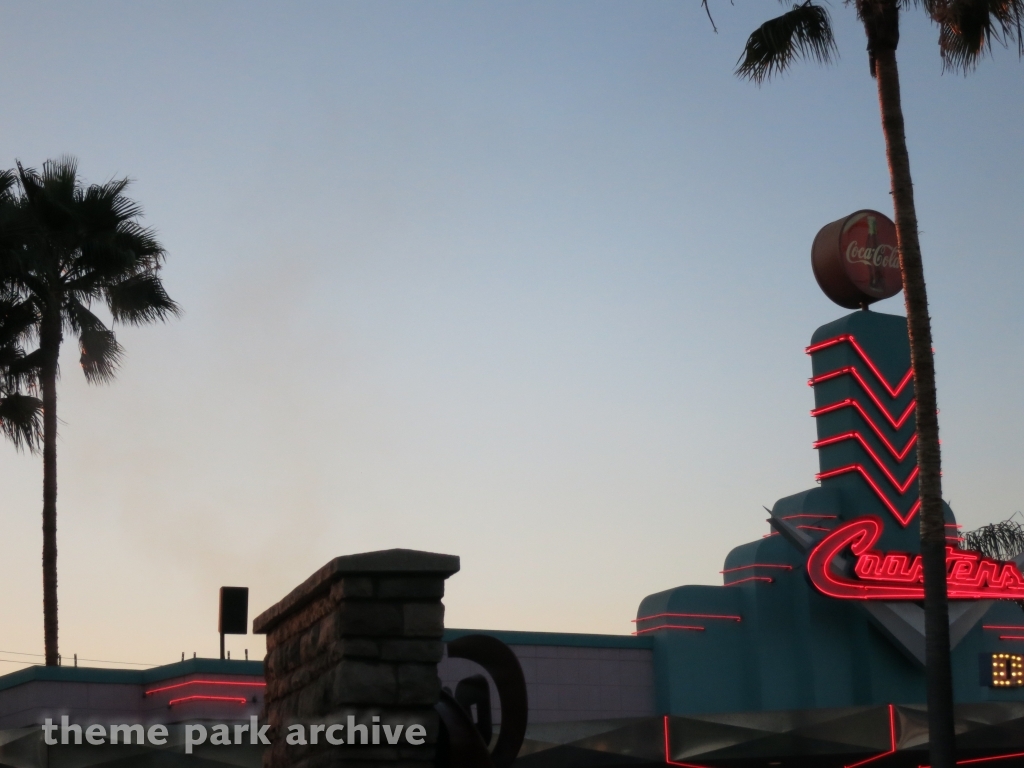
[220, 632, 225, 660]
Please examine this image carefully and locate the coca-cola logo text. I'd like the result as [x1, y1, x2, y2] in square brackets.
[845, 241, 899, 270]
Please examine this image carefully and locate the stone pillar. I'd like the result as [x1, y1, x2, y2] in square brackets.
[253, 549, 460, 768]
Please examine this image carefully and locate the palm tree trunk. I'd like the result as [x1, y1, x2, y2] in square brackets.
[874, 47, 955, 768]
[40, 323, 59, 667]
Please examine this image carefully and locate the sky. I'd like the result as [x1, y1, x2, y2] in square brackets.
[0, 2, 1021, 672]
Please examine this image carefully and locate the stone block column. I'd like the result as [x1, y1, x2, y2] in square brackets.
[253, 549, 460, 768]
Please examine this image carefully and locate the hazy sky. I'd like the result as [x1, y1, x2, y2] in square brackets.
[0, 2, 1021, 672]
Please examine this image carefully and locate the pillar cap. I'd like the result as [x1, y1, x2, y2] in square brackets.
[253, 549, 460, 634]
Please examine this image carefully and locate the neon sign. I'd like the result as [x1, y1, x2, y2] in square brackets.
[806, 517, 1024, 601]
[807, 334, 919, 526]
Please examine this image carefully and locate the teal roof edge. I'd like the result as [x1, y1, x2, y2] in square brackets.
[0, 630, 647, 693]
[444, 628, 653, 649]
[0, 658, 264, 693]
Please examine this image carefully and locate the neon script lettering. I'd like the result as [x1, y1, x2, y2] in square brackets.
[807, 516, 1024, 600]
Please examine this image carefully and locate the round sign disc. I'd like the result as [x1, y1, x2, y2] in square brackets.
[811, 210, 902, 309]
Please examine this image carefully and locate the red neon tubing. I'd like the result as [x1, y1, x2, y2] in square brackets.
[810, 367, 915, 430]
[633, 625, 705, 635]
[633, 612, 741, 623]
[724, 576, 773, 587]
[814, 432, 918, 490]
[145, 679, 266, 696]
[807, 517, 1024, 600]
[956, 751, 1024, 765]
[663, 716, 712, 768]
[925, 753, 1024, 765]
[998, 636, 1024, 641]
[806, 335, 913, 397]
[811, 399, 916, 458]
[843, 704, 897, 768]
[781, 514, 838, 520]
[984, 625, 1024, 630]
[168, 695, 248, 707]
[720, 564, 793, 573]
[817, 460, 917, 499]
[797, 525, 832, 532]
[816, 464, 919, 526]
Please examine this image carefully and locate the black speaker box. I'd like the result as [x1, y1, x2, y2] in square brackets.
[219, 586, 249, 635]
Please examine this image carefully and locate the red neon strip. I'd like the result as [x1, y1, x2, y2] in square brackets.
[922, 751, 1024, 768]
[843, 704, 897, 768]
[956, 751, 1024, 765]
[797, 525, 833, 532]
[946, 524, 964, 529]
[816, 464, 919, 526]
[720, 564, 793, 573]
[633, 612, 742, 623]
[984, 626, 1024, 630]
[144, 679, 266, 696]
[811, 378, 915, 432]
[814, 432, 918, 490]
[812, 400, 916, 460]
[167, 695, 248, 707]
[663, 715, 712, 768]
[632, 625, 705, 635]
[998, 636, 1024, 641]
[781, 514, 838, 520]
[724, 576, 773, 586]
[811, 368, 917, 430]
[811, 368, 916, 429]
[890, 703, 897, 752]
[806, 335, 913, 397]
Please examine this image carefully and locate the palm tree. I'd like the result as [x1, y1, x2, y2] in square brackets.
[726, 0, 1022, 763]
[963, 515, 1024, 612]
[8, 157, 180, 666]
[963, 516, 1024, 562]
[0, 171, 43, 452]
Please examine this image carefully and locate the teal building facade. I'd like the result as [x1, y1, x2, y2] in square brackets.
[637, 309, 1024, 716]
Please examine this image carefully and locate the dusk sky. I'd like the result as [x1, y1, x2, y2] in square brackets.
[0, 2, 1021, 672]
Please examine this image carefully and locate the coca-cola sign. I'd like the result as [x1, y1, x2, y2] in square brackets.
[812, 210, 903, 309]
[840, 212, 901, 299]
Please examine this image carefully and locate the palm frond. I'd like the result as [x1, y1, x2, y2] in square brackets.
[0, 392, 43, 452]
[737, 1, 838, 83]
[106, 273, 181, 325]
[3, 348, 43, 386]
[934, 0, 1024, 71]
[78, 326, 123, 384]
[0, 297, 39, 392]
[67, 300, 123, 384]
[17, 159, 79, 244]
[0, 297, 36, 349]
[963, 517, 1024, 560]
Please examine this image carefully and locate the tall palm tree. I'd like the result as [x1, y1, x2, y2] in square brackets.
[0, 171, 43, 452]
[8, 157, 179, 666]
[727, 1, 1021, 765]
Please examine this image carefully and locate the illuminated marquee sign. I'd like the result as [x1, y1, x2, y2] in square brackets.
[806, 516, 1024, 601]
[985, 653, 1024, 688]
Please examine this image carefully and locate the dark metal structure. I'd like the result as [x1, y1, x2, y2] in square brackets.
[436, 634, 529, 768]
